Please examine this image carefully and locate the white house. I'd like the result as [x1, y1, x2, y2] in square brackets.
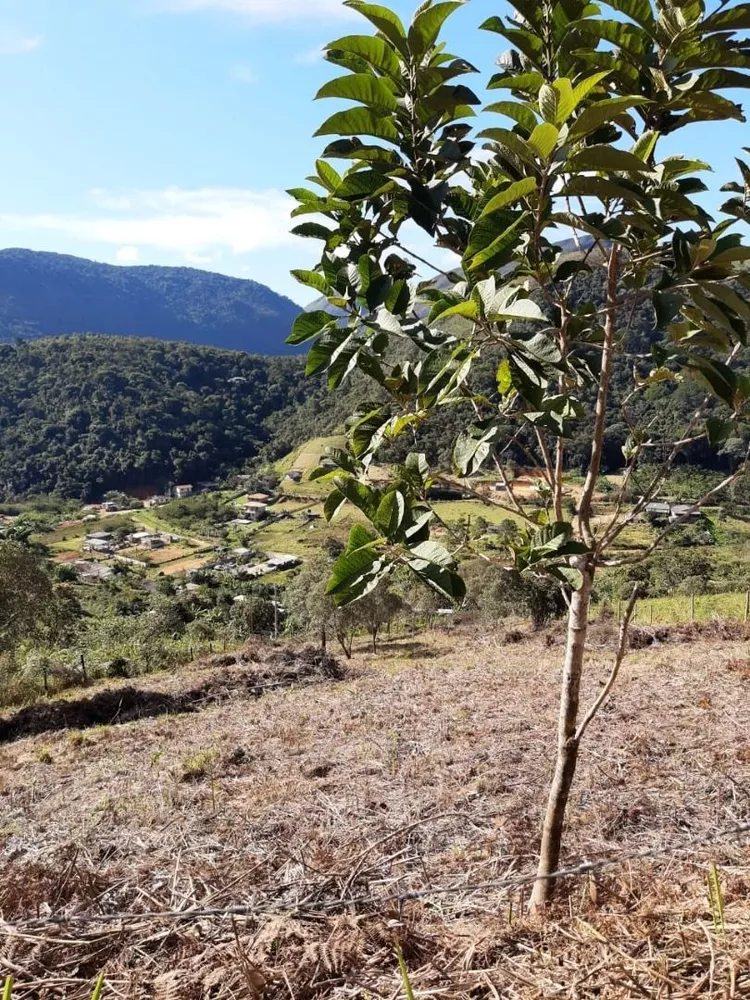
[174, 485, 194, 499]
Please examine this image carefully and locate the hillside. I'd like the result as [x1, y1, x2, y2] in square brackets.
[0, 249, 301, 354]
[0, 335, 315, 499]
[0, 623, 748, 996]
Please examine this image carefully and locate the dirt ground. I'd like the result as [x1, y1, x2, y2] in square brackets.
[0, 622, 749, 998]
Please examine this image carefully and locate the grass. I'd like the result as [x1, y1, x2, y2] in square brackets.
[624, 590, 750, 624]
[1, 622, 749, 997]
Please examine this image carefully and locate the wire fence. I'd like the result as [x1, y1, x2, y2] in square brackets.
[2, 818, 748, 935]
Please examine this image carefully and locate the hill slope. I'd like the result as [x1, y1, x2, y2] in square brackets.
[0, 335, 314, 499]
[0, 249, 301, 354]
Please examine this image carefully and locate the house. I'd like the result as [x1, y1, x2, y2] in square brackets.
[128, 531, 166, 550]
[247, 492, 272, 504]
[670, 503, 701, 522]
[230, 518, 254, 527]
[266, 553, 302, 571]
[242, 501, 268, 522]
[73, 560, 113, 581]
[644, 501, 701, 523]
[144, 495, 169, 508]
[174, 484, 193, 499]
[493, 482, 508, 492]
[644, 502, 672, 519]
[83, 532, 114, 554]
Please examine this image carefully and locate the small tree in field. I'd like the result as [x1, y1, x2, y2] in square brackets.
[288, 0, 750, 909]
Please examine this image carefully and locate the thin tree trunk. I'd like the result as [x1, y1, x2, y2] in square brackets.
[530, 558, 593, 911]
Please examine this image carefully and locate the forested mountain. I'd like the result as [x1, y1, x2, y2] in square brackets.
[0, 336, 314, 499]
[0, 249, 301, 354]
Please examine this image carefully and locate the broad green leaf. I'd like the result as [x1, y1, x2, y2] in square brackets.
[481, 177, 538, 216]
[325, 34, 401, 77]
[528, 122, 559, 160]
[539, 84, 559, 123]
[315, 107, 399, 141]
[569, 72, 611, 114]
[706, 417, 736, 446]
[567, 144, 651, 172]
[408, 2, 463, 57]
[465, 212, 530, 275]
[568, 97, 650, 140]
[600, 0, 656, 32]
[324, 489, 347, 522]
[345, 2, 409, 54]
[484, 100, 539, 133]
[291, 222, 335, 241]
[375, 489, 406, 535]
[290, 269, 331, 295]
[407, 541, 466, 601]
[316, 73, 398, 111]
[287, 310, 335, 346]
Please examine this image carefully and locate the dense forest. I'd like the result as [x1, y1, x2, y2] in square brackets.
[2, 258, 748, 501]
[0, 336, 315, 499]
[0, 249, 302, 354]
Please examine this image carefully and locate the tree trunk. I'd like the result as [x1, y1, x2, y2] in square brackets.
[530, 558, 594, 911]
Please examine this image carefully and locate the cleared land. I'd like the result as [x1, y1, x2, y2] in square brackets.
[0, 621, 748, 998]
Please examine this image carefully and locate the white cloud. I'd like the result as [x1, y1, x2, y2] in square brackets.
[1, 187, 299, 263]
[0, 31, 42, 56]
[230, 62, 256, 84]
[116, 245, 141, 263]
[156, 0, 354, 24]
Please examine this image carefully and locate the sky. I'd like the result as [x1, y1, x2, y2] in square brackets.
[0, 0, 747, 305]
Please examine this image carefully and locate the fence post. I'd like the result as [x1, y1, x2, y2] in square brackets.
[690, 592, 695, 623]
[745, 590, 749, 623]
[649, 603, 653, 625]
[80, 653, 88, 687]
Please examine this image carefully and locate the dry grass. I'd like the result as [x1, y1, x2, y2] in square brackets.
[0, 623, 748, 997]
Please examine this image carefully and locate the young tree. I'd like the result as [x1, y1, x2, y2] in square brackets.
[289, 0, 750, 909]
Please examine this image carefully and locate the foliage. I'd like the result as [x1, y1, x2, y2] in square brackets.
[290, 0, 750, 608]
[0, 248, 302, 354]
[0, 335, 315, 499]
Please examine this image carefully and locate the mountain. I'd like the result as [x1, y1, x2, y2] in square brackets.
[0, 335, 315, 499]
[0, 249, 302, 354]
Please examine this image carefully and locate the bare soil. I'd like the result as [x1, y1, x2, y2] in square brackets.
[0, 622, 748, 998]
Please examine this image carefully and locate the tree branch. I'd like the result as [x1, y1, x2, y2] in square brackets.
[574, 583, 640, 744]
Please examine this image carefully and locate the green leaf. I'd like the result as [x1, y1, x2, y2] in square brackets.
[547, 565, 584, 589]
[290, 269, 331, 295]
[287, 310, 335, 346]
[316, 73, 398, 111]
[481, 177, 538, 216]
[568, 97, 650, 140]
[465, 212, 530, 275]
[484, 100, 538, 132]
[327, 528, 380, 599]
[454, 422, 500, 476]
[539, 84, 559, 123]
[568, 72, 611, 115]
[528, 122, 559, 159]
[375, 489, 406, 535]
[600, 0, 656, 32]
[315, 106, 399, 141]
[345, 2, 408, 54]
[497, 358, 513, 394]
[567, 144, 651, 172]
[291, 222, 335, 241]
[325, 34, 401, 77]
[408, 1, 463, 57]
[407, 541, 466, 601]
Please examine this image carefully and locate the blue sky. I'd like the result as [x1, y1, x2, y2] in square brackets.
[0, 0, 747, 305]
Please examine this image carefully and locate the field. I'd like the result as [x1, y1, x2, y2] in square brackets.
[0, 621, 748, 998]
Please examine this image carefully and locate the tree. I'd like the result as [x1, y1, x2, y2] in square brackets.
[0, 542, 55, 652]
[289, 0, 750, 909]
[284, 557, 360, 656]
